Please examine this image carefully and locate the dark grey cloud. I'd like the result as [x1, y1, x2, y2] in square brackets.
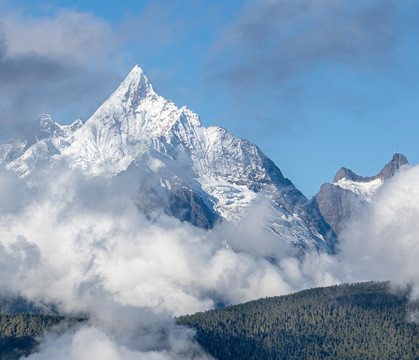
[208, 0, 399, 89]
[2, 9, 118, 61]
[0, 38, 121, 140]
[0, 10, 123, 142]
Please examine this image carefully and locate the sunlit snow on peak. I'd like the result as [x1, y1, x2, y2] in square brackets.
[333, 177, 383, 202]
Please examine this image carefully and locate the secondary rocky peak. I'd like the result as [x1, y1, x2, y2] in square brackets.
[378, 153, 409, 180]
[69, 117, 84, 132]
[333, 153, 409, 183]
[333, 167, 363, 183]
[316, 153, 410, 237]
[35, 114, 64, 140]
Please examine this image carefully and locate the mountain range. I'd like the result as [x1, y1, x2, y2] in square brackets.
[0, 66, 409, 256]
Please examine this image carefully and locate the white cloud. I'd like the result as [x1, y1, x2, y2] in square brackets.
[26, 325, 212, 360]
[0, 156, 417, 356]
[1, 138, 418, 357]
[337, 165, 419, 290]
[0, 8, 122, 139]
[0, 164, 319, 358]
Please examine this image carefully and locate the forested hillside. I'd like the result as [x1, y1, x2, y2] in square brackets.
[178, 282, 419, 359]
[0, 313, 63, 359]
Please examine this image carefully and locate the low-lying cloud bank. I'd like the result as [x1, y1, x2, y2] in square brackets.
[0, 161, 417, 359]
[337, 164, 419, 293]
[0, 164, 317, 359]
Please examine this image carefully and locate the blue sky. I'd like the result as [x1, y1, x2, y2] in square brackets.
[1, 0, 418, 197]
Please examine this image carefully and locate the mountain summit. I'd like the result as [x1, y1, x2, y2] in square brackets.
[105, 65, 161, 109]
[120, 65, 155, 98]
[0, 66, 336, 254]
[315, 154, 409, 236]
[333, 153, 409, 183]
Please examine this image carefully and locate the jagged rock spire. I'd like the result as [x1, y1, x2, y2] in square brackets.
[378, 153, 409, 179]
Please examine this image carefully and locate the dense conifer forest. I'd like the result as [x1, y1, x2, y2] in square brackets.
[177, 282, 419, 359]
[0, 313, 63, 359]
[0, 282, 417, 359]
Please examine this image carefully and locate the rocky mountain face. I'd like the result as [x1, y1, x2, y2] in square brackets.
[0, 66, 336, 254]
[314, 154, 409, 236]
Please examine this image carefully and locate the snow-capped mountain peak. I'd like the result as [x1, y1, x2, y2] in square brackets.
[0, 66, 336, 254]
[36, 114, 84, 141]
[112, 65, 157, 105]
[35, 114, 64, 140]
[60, 67, 206, 174]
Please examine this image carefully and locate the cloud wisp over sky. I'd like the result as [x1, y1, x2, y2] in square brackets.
[0, 8, 122, 139]
[209, 0, 398, 88]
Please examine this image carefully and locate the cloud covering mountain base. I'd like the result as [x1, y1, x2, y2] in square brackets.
[0, 164, 321, 359]
[0, 157, 417, 358]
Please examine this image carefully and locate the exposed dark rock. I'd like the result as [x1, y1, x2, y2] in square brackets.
[302, 198, 338, 252]
[168, 186, 218, 229]
[262, 154, 338, 252]
[334, 153, 409, 183]
[134, 178, 218, 230]
[333, 167, 371, 183]
[314, 183, 364, 236]
[378, 153, 409, 179]
[315, 153, 409, 238]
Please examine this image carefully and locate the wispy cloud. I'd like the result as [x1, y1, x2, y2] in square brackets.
[2, 10, 119, 63]
[209, 0, 399, 89]
[202, 0, 408, 137]
[0, 9, 122, 139]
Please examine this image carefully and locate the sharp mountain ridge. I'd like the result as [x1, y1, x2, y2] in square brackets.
[1, 66, 338, 253]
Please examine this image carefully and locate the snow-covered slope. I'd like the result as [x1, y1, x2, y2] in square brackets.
[0, 66, 336, 253]
[0, 114, 83, 176]
[315, 154, 409, 236]
[332, 178, 383, 203]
